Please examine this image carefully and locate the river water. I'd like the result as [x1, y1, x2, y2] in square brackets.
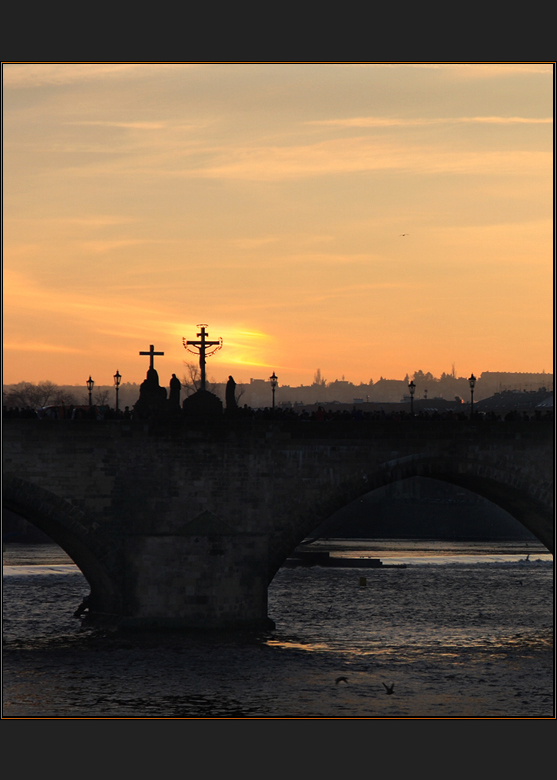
[2, 540, 554, 718]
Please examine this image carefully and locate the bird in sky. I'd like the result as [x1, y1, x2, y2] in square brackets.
[382, 683, 395, 695]
[399, 233, 409, 236]
[335, 676, 349, 685]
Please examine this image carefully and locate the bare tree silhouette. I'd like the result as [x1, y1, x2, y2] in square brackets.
[182, 361, 218, 396]
[3, 381, 76, 410]
[93, 389, 110, 406]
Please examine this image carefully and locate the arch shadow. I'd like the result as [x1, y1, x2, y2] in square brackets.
[268, 454, 554, 579]
[3, 476, 124, 619]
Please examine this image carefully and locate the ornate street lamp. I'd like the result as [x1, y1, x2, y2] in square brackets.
[269, 372, 278, 409]
[114, 370, 122, 413]
[408, 380, 416, 415]
[468, 373, 476, 419]
[86, 376, 94, 408]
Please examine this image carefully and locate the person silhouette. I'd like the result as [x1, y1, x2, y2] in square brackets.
[169, 373, 181, 410]
[226, 376, 237, 412]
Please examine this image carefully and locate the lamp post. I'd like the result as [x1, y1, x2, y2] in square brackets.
[408, 380, 416, 415]
[468, 373, 476, 419]
[270, 371, 278, 410]
[86, 376, 94, 408]
[114, 370, 122, 414]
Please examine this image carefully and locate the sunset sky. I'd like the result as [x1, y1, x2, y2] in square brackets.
[3, 62, 554, 389]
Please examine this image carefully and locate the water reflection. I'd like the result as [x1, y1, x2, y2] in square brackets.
[3, 542, 553, 718]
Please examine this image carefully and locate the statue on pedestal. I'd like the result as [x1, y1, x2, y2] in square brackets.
[133, 344, 167, 419]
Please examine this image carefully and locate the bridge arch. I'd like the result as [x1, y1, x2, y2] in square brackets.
[269, 453, 554, 578]
[3, 476, 124, 618]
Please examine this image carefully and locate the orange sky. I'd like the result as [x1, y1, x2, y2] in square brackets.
[3, 62, 554, 388]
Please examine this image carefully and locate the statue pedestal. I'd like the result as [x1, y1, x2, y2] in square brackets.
[182, 389, 223, 418]
[133, 367, 167, 419]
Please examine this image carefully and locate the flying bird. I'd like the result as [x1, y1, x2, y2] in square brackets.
[399, 233, 409, 236]
[382, 683, 395, 695]
[335, 676, 349, 685]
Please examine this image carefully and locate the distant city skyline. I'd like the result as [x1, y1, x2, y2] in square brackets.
[3, 369, 552, 413]
[3, 63, 553, 386]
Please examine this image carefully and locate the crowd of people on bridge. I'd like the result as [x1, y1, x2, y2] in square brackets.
[240, 405, 552, 422]
[3, 402, 553, 423]
[2, 404, 133, 420]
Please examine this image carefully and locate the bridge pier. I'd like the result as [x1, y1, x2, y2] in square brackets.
[120, 516, 273, 630]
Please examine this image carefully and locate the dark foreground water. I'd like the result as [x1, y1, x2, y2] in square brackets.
[2, 541, 554, 718]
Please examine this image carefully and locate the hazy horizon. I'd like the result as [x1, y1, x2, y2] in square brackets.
[3, 63, 553, 387]
[3, 366, 553, 388]
[2, 370, 553, 400]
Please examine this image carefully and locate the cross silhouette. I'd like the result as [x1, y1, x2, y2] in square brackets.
[139, 344, 164, 371]
[183, 325, 222, 391]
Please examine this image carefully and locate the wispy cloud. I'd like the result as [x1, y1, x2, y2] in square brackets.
[307, 116, 553, 128]
[276, 252, 386, 266]
[67, 120, 167, 130]
[4, 63, 552, 92]
[336, 63, 554, 76]
[77, 239, 159, 254]
[65, 120, 205, 132]
[10, 109, 549, 186]
[3, 268, 171, 331]
[7, 215, 137, 227]
[303, 281, 412, 303]
[195, 137, 550, 181]
[2, 63, 203, 89]
[228, 236, 281, 250]
[3, 341, 83, 354]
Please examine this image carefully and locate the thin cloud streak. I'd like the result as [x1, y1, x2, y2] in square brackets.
[4, 268, 172, 326]
[67, 121, 167, 130]
[3, 341, 83, 354]
[307, 116, 553, 128]
[7, 215, 137, 227]
[336, 63, 553, 76]
[4, 63, 552, 92]
[2, 62, 204, 89]
[64, 120, 207, 132]
[13, 115, 548, 185]
[196, 140, 550, 181]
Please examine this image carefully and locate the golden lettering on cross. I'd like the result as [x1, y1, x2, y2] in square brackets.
[182, 324, 222, 392]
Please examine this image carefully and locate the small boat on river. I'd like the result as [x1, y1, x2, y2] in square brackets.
[285, 549, 406, 569]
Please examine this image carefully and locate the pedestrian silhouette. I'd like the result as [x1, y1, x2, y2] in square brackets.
[226, 375, 238, 412]
[168, 373, 181, 411]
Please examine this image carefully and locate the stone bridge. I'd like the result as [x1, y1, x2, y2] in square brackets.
[2, 418, 554, 629]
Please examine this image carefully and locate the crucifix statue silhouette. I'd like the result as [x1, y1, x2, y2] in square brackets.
[182, 325, 222, 392]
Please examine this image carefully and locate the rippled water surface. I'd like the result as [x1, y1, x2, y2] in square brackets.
[3, 541, 554, 718]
